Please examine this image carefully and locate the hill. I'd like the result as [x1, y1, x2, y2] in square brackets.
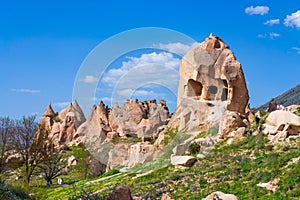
[255, 84, 300, 111]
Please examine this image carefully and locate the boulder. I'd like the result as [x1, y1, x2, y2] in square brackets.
[203, 191, 239, 200]
[220, 111, 247, 139]
[264, 110, 300, 135]
[107, 185, 133, 200]
[228, 127, 246, 138]
[170, 155, 197, 167]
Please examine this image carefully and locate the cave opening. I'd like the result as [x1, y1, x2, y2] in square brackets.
[187, 79, 203, 98]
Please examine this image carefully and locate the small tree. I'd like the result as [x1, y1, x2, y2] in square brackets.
[0, 117, 13, 173]
[37, 123, 67, 183]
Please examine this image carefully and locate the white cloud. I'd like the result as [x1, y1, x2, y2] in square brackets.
[284, 10, 300, 28]
[257, 33, 280, 39]
[100, 51, 180, 104]
[264, 19, 280, 26]
[153, 42, 198, 55]
[245, 6, 269, 15]
[102, 52, 180, 87]
[11, 88, 40, 94]
[80, 75, 98, 83]
[292, 47, 300, 54]
[53, 102, 70, 108]
[269, 32, 280, 39]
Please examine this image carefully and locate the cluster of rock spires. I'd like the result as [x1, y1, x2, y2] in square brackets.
[40, 99, 170, 169]
[39, 34, 300, 173]
[41, 99, 169, 145]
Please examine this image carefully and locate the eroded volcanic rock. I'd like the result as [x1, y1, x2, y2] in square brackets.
[169, 34, 249, 137]
[40, 100, 86, 145]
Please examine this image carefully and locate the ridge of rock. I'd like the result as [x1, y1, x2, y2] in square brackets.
[254, 84, 300, 112]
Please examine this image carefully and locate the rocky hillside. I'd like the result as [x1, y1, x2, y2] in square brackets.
[31, 125, 300, 199]
[255, 84, 300, 111]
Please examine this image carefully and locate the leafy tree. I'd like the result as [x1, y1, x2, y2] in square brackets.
[37, 123, 67, 183]
[0, 117, 13, 173]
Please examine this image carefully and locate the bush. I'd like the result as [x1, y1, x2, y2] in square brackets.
[188, 142, 201, 154]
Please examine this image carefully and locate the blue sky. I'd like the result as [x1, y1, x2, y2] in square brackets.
[0, 0, 299, 119]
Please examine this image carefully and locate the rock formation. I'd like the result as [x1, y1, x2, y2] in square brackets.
[39, 100, 86, 145]
[109, 99, 169, 138]
[264, 110, 300, 143]
[169, 34, 249, 138]
[76, 99, 170, 169]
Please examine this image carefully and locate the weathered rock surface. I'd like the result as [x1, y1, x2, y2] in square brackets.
[109, 99, 169, 138]
[177, 34, 248, 112]
[76, 101, 109, 147]
[203, 191, 240, 200]
[169, 34, 249, 138]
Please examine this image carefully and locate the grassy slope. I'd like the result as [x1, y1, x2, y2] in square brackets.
[32, 133, 299, 200]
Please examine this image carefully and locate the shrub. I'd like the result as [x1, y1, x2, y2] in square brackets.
[188, 142, 201, 154]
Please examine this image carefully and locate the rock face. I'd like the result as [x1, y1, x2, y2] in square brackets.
[169, 34, 249, 137]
